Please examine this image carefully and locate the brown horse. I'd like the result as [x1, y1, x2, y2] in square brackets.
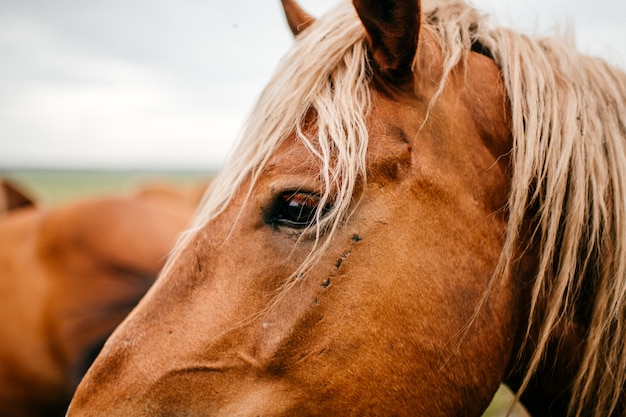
[0, 181, 204, 417]
[68, 0, 626, 416]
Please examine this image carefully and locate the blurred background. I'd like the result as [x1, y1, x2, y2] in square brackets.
[1, 0, 624, 202]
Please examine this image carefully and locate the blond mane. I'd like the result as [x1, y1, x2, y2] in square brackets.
[168, 1, 626, 415]
[471, 9, 626, 417]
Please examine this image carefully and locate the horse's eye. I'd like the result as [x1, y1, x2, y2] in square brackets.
[268, 192, 329, 229]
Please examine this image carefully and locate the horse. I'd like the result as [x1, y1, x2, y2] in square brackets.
[67, 0, 626, 416]
[0, 181, 205, 417]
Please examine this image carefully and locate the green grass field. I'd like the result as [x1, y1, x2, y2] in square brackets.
[1, 169, 528, 417]
[2, 169, 213, 206]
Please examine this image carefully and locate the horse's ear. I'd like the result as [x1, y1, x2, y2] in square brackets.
[0, 180, 35, 213]
[281, 0, 315, 36]
[353, 0, 420, 86]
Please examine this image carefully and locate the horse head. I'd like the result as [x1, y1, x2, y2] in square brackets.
[68, 1, 626, 416]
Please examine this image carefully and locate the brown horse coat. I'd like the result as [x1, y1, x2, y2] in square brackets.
[0, 182, 205, 417]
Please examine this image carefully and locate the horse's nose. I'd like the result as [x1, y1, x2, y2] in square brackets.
[69, 355, 295, 416]
[67, 322, 284, 416]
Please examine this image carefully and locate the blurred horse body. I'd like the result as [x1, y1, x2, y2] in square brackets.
[0, 181, 205, 416]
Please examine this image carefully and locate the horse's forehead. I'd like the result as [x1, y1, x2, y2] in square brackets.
[263, 136, 322, 178]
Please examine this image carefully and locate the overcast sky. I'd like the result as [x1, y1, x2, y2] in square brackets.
[1, 0, 624, 170]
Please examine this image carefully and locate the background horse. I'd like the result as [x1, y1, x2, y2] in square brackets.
[68, 0, 626, 416]
[0, 181, 205, 416]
